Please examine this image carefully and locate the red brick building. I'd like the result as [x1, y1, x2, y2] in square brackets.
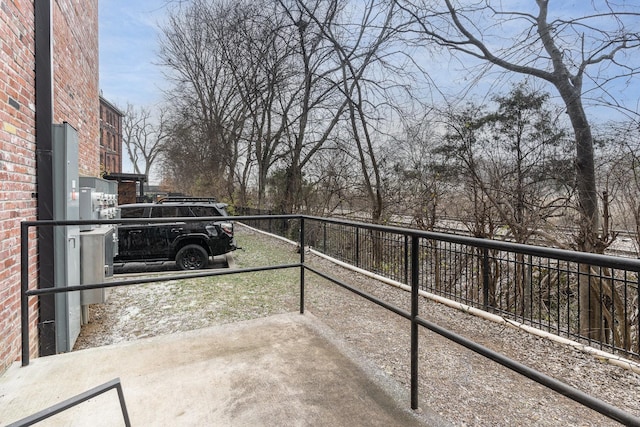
[100, 95, 123, 174]
[0, 1, 99, 374]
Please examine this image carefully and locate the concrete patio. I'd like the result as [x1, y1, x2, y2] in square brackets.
[0, 312, 447, 426]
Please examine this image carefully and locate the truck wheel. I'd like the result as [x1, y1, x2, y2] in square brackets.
[176, 244, 209, 270]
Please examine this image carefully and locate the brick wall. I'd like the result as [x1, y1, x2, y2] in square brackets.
[0, 0, 38, 374]
[53, 0, 99, 177]
[100, 97, 123, 174]
[0, 0, 98, 374]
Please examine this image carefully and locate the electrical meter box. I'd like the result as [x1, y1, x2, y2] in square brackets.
[80, 227, 115, 323]
[78, 176, 119, 324]
[79, 176, 120, 230]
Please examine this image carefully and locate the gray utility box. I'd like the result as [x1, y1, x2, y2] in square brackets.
[52, 123, 81, 353]
[79, 176, 119, 231]
[80, 175, 118, 197]
[80, 227, 115, 323]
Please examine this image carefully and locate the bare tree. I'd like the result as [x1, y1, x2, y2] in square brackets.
[399, 0, 640, 251]
[389, 119, 451, 231]
[438, 102, 501, 239]
[599, 121, 640, 255]
[219, 1, 297, 208]
[482, 83, 572, 245]
[273, 0, 350, 214]
[158, 0, 250, 201]
[398, 0, 640, 341]
[122, 103, 170, 178]
[324, 0, 402, 223]
[160, 107, 220, 196]
[158, 0, 414, 216]
[619, 139, 640, 255]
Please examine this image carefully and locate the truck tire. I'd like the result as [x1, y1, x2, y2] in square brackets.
[176, 244, 209, 270]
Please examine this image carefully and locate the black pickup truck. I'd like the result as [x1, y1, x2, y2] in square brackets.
[115, 198, 236, 270]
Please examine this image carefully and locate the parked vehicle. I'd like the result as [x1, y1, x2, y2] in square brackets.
[115, 197, 236, 270]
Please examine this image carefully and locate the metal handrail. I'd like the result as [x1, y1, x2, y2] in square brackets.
[18, 214, 640, 425]
[305, 215, 640, 271]
[303, 263, 640, 426]
[5, 378, 130, 427]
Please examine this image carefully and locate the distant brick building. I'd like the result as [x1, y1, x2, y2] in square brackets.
[100, 95, 123, 174]
[0, 1, 99, 374]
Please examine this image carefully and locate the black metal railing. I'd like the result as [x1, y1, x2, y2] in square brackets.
[6, 378, 130, 427]
[18, 215, 640, 425]
[255, 216, 640, 360]
[234, 207, 299, 240]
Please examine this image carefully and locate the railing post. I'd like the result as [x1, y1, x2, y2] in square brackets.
[355, 227, 360, 267]
[483, 247, 490, 310]
[323, 222, 327, 254]
[411, 234, 419, 410]
[115, 380, 132, 426]
[21, 222, 30, 366]
[404, 235, 409, 285]
[300, 217, 305, 314]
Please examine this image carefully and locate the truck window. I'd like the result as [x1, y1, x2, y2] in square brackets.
[121, 207, 145, 218]
[190, 206, 220, 217]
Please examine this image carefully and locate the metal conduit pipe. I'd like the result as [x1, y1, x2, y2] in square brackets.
[34, 0, 56, 356]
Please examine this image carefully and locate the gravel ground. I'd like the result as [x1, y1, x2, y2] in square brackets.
[75, 226, 640, 426]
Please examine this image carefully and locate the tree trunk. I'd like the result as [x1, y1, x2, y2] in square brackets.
[558, 89, 599, 249]
[554, 84, 603, 339]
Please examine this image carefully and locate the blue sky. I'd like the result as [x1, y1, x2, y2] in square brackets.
[98, 1, 640, 121]
[99, 1, 168, 109]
